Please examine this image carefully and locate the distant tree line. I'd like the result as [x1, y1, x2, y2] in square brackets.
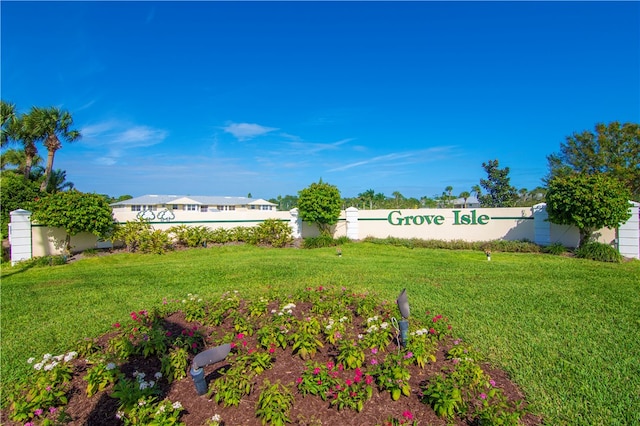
[3, 98, 636, 249]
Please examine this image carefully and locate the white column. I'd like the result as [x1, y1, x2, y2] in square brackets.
[9, 209, 32, 265]
[289, 208, 301, 239]
[618, 201, 639, 259]
[346, 207, 359, 240]
[533, 203, 550, 246]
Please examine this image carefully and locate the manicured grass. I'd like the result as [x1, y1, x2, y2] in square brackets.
[2, 244, 639, 425]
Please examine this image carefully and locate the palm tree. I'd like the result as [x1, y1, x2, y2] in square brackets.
[24, 106, 80, 191]
[459, 191, 471, 208]
[1, 100, 17, 145]
[0, 148, 43, 176]
[392, 191, 404, 208]
[471, 184, 481, 198]
[46, 169, 75, 193]
[1, 103, 41, 181]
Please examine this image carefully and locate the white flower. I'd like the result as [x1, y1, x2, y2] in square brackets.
[64, 351, 77, 362]
[138, 399, 147, 406]
[33, 362, 43, 370]
[106, 362, 117, 370]
[380, 322, 389, 329]
[157, 404, 166, 413]
[136, 372, 146, 380]
[139, 381, 149, 390]
[172, 401, 183, 410]
[154, 372, 162, 379]
[357, 334, 363, 339]
[278, 312, 283, 316]
[44, 361, 58, 371]
[149, 380, 155, 387]
[116, 410, 125, 419]
[339, 316, 348, 323]
[54, 355, 64, 362]
[211, 414, 222, 422]
[43, 353, 52, 360]
[27, 357, 35, 364]
[271, 309, 277, 314]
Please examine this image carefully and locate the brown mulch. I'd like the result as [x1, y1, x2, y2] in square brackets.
[1, 304, 543, 426]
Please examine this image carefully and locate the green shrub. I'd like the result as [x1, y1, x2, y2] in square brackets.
[168, 225, 212, 248]
[209, 228, 233, 244]
[575, 242, 622, 263]
[137, 229, 172, 255]
[543, 242, 567, 256]
[252, 219, 293, 248]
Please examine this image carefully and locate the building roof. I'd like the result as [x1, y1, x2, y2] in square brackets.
[111, 195, 275, 207]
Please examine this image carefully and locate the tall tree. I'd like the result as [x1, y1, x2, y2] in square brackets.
[1, 102, 40, 180]
[358, 189, 375, 209]
[547, 122, 640, 200]
[392, 191, 404, 208]
[45, 169, 75, 193]
[478, 159, 517, 207]
[459, 191, 470, 208]
[546, 173, 631, 247]
[471, 184, 482, 200]
[23, 106, 80, 191]
[297, 180, 342, 236]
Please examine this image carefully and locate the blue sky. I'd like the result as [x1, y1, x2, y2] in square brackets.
[2, 1, 638, 200]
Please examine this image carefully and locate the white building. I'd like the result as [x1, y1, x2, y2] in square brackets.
[110, 194, 277, 222]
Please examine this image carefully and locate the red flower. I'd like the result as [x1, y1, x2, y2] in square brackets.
[130, 312, 138, 321]
[345, 379, 353, 386]
[165, 331, 172, 337]
[402, 410, 414, 420]
[236, 333, 245, 340]
[192, 342, 198, 349]
[113, 322, 121, 328]
[429, 328, 436, 334]
[296, 377, 303, 384]
[365, 375, 374, 385]
[269, 346, 275, 354]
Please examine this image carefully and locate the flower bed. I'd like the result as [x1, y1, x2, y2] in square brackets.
[2, 287, 541, 425]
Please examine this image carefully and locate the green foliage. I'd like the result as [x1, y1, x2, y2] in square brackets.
[15, 255, 67, 268]
[303, 234, 334, 249]
[84, 362, 121, 397]
[110, 372, 161, 410]
[547, 121, 640, 200]
[546, 173, 631, 246]
[30, 190, 115, 252]
[251, 218, 294, 248]
[6, 351, 76, 423]
[543, 242, 567, 255]
[117, 397, 185, 426]
[421, 374, 464, 419]
[336, 339, 365, 369]
[168, 225, 212, 248]
[112, 220, 173, 254]
[575, 242, 623, 263]
[161, 347, 189, 383]
[297, 179, 342, 236]
[478, 159, 517, 207]
[209, 365, 254, 407]
[0, 171, 39, 239]
[361, 236, 543, 253]
[370, 351, 412, 401]
[256, 380, 294, 425]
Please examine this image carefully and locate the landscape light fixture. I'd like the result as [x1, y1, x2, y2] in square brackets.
[190, 343, 231, 395]
[396, 288, 410, 347]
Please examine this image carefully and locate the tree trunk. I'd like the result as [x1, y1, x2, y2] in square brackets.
[40, 148, 56, 191]
[578, 227, 595, 248]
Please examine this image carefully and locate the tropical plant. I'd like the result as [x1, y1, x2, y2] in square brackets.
[22, 106, 80, 191]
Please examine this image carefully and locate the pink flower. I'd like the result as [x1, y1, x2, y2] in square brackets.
[34, 408, 43, 416]
[479, 393, 487, 400]
[404, 351, 413, 359]
[236, 333, 245, 340]
[365, 375, 374, 385]
[371, 348, 378, 354]
[370, 358, 378, 365]
[166, 331, 172, 337]
[489, 379, 496, 387]
[296, 377, 303, 385]
[49, 407, 57, 414]
[269, 346, 275, 354]
[429, 328, 436, 334]
[130, 312, 138, 321]
[346, 379, 353, 386]
[354, 368, 362, 377]
[242, 340, 248, 347]
[353, 375, 362, 383]
[326, 361, 334, 370]
[230, 342, 237, 349]
[192, 343, 198, 349]
[113, 322, 121, 328]
[46, 386, 52, 391]
[313, 367, 321, 375]
[402, 410, 413, 420]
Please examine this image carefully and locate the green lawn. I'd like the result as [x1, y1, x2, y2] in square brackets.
[2, 243, 639, 425]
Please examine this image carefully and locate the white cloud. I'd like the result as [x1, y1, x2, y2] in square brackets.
[223, 122, 278, 141]
[79, 120, 168, 165]
[327, 147, 457, 172]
